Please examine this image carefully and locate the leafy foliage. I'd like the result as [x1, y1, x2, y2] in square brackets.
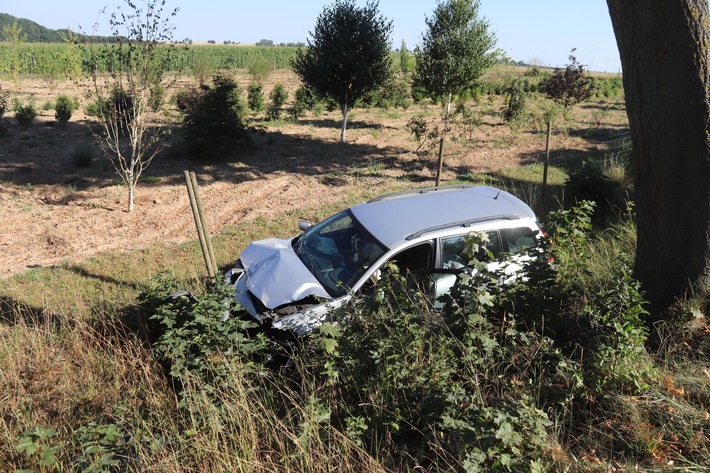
[151, 290, 258, 375]
[14, 421, 136, 472]
[0, 85, 8, 118]
[406, 113, 441, 154]
[398, 39, 413, 74]
[54, 93, 77, 125]
[414, 0, 497, 128]
[356, 74, 412, 110]
[266, 83, 288, 120]
[289, 84, 322, 119]
[539, 52, 594, 109]
[13, 99, 37, 127]
[247, 56, 274, 84]
[247, 82, 265, 113]
[291, 0, 393, 141]
[501, 78, 527, 124]
[177, 74, 253, 160]
[453, 102, 483, 141]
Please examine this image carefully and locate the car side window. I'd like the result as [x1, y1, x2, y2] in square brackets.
[440, 231, 500, 269]
[391, 242, 434, 273]
[361, 242, 433, 293]
[500, 227, 538, 254]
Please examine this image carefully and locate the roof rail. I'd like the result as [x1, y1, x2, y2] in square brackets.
[367, 184, 473, 203]
[404, 214, 521, 241]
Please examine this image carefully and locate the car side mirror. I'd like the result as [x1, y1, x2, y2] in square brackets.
[298, 221, 313, 232]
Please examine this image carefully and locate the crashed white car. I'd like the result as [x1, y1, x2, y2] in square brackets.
[226, 185, 542, 336]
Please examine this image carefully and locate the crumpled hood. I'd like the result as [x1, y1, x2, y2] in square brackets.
[239, 238, 331, 309]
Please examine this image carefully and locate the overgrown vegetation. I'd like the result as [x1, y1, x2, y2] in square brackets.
[3, 9, 705, 470]
[1, 150, 708, 473]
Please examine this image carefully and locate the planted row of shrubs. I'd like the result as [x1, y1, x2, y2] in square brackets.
[0, 87, 80, 130]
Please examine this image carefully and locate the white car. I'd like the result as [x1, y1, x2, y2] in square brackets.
[226, 185, 542, 336]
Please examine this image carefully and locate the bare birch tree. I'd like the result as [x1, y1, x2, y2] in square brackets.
[85, 0, 179, 212]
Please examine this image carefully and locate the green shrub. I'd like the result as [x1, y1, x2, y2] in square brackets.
[293, 85, 319, 111]
[178, 74, 253, 160]
[13, 99, 37, 127]
[84, 97, 105, 118]
[501, 78, 527, 123]
[406, 114, 440, 154]
[148, 81, 165, 112]
[247, 56, 273, 84]
[266, 83, 288, 121]
[356, 76, 411, 109]
[295, 251, 556, 471]
[109, 88, 135, 132]
[141, 202, 662, 471]
[0, 87, 8, 118]
[13, 100, 37, 127]
[54, 94, 76, 125]
[247, 82, 265, 113]
[145, 279, 274, 388]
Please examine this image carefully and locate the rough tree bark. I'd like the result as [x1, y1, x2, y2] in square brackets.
[606, 0, 710, 310]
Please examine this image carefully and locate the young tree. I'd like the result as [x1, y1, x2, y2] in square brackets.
[399, 39, 412, 74]
[414, 0, 496, 131]
[538, 52, 594, 207]
[291, 0, 393, 142]
[1, 20, 27, 90]
[607, 0, 710, 311]
[85, 0, 179, 212]
[177, 74, 251, 160]
[539, 51, 594, 111]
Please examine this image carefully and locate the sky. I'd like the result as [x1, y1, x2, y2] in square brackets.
[0, 0, 622, 73]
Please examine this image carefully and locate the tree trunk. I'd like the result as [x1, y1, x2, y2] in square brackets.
[128, 182, 135, 213]
[444, 91, 452, 132]
[341, 101, 348, 143]
[607, 0, 710, 310]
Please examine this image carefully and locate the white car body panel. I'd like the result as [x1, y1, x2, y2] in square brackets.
[238, 238, 331, 309]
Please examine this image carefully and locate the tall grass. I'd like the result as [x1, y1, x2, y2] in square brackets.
[2, 170, 708, 470]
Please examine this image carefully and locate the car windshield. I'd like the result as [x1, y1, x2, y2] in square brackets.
[292, 209, 386, 297]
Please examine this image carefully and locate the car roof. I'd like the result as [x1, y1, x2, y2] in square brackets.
[349, 185, 538, 249]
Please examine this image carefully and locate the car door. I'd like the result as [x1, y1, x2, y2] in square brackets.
[430, 231, 502, 306]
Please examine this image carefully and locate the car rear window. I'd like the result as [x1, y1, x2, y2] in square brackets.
[501, 227, 538, 254]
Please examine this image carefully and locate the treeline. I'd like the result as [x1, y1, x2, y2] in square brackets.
[0, 13, 117, 44]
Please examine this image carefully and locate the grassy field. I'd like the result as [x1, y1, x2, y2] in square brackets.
[1, 62, 709, 471]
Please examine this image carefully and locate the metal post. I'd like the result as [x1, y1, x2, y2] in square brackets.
[541, 120, 552, 213]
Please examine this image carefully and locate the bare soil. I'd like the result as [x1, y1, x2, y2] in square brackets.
[0, 72, 628, 278]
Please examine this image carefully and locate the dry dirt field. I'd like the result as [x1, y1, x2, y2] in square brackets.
[0, 70, 628, 278]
